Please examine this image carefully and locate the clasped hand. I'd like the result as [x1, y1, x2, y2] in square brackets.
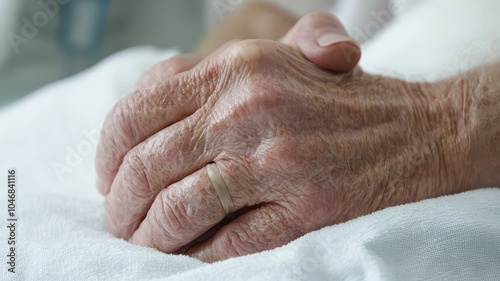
[95, 13, 478, 262]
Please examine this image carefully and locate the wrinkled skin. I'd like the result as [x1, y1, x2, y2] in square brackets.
[95, 39, 481, 262]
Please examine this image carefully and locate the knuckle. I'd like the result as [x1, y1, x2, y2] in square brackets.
[117, 96, 141, 141]
[152, 192, 191, 241]
[157, 57, 189, 76]
[105, 97, 138, 155]
[258, 138, 303, 175]
[96, 96, 140, 177]
[220, 228, 256, 257]
[223, 40, 277, 69]
[121, 150, 153, 199]
[227, 77, 285, 124]
[301, 11, 339, 26]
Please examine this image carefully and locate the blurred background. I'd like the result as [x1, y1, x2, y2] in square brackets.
[1, 0, 393, 108]
[0, 0, 402, 108]
[0, 0, 204, 107]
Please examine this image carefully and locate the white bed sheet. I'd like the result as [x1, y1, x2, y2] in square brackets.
[1, 0, 500, 280]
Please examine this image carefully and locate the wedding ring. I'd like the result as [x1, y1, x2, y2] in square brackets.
[206, 163, 234, 215]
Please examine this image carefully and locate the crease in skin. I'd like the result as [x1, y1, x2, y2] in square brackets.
[231, 44, 261, 62]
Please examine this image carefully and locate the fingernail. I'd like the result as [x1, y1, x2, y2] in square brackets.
[317, 33, 359, 47]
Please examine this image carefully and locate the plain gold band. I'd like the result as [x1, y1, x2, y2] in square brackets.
[206, 163, 235, 215]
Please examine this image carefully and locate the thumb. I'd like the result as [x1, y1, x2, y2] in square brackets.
[280, 12, 361, 72]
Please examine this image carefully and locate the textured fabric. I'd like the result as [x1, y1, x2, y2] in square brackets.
[1, 0, 500, 280]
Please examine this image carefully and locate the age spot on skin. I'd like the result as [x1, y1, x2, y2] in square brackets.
[231, 44, 261, 62]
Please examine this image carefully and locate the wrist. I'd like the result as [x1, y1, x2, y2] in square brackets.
[410, 76, 481, 196]
[468, 63, 500, 187]
[431, 63, 500, 191]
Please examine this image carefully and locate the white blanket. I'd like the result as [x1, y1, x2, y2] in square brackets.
[1, 0, 499, 280]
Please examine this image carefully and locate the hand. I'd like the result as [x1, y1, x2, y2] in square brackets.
[95, 31, 484, 262]
[132, 12, 361, 91]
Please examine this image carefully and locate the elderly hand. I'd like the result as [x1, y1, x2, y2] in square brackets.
[95, 15, 492, 262]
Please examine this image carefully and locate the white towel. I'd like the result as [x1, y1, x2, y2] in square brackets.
[1, 0, 500, 280]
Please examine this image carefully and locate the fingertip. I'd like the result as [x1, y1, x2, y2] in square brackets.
[185, 243, 216, 263]
[96, 177, 108, 196]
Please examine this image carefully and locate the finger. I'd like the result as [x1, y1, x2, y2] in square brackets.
[133, 54, 201, 90]
[280, 12, 361, 72]
[184, 203, 305, 263]
[127, 162, 259, 253]
[103, 109, 213, 239]
[102, 106, 262, 240]
[95, 59, 218, 196]
[95, 40, 243, 196]
[96, 54, 202, 195]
